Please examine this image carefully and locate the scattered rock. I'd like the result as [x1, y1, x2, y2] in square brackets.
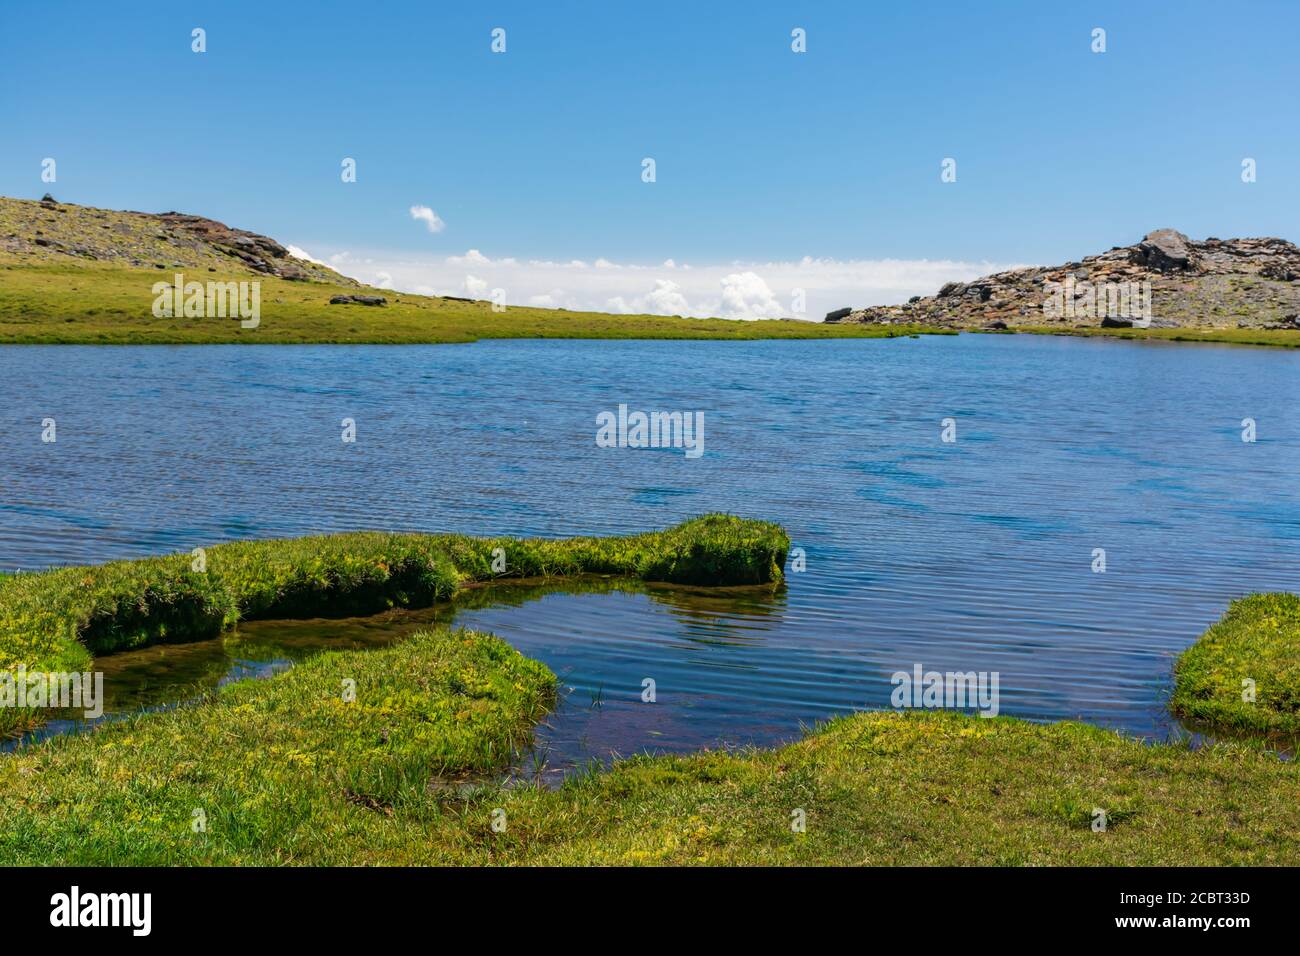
[835, 228, 1300, 332]
[982, 320, 1008, 330]
[824, 307, 852, 322]
[330, 294, 387, 306]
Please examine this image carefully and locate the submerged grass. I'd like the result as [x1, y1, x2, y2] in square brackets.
[1171, 593, 1300, 734]
[0, 514, 787, 736]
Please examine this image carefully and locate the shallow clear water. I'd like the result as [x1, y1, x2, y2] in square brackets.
[2, 336, 1298, 768]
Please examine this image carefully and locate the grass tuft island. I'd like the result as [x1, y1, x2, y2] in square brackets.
[0, 515, 788, 737]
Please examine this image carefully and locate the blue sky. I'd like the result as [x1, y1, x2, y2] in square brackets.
[2, 1, 1297, 316]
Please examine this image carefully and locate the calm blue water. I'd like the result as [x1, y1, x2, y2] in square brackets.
[2, 336, 1297, 769]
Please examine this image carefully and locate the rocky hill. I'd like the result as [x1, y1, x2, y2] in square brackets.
[0, 194, 356, 285]
[827, 229, 1300, 331]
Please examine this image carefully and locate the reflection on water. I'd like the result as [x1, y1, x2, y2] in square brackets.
[10, 574, 1294, 774]
[5, 576, 799, 778]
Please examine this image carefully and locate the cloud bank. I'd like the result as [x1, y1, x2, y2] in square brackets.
[298, 247, 1027, 321]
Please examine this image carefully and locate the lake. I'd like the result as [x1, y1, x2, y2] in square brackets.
[2, 335, 1297, 772]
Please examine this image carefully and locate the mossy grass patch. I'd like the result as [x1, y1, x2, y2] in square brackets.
[0, 514, 788, 736]
[1172, 593, 1300, 735]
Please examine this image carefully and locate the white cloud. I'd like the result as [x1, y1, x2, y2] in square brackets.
[287, 244, 326, 265]
[310, 247, 1028, 320]
[718, 271, 785, 320]
[605, 279, 691, 316]
[374, 271, 394, 289]
[409, 205, 445, 234]
[447, 249, 491, 266]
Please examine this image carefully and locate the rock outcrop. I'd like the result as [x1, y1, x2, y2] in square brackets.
[154, 212, 325, 281]
[829, 229, 1300, 331]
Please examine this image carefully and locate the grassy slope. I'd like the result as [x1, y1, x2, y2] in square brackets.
[0, 196, 352, 284]
[1172, 593, 1300, 734]
[2, 653, 1297, 865]
[0, 261, 936, 344]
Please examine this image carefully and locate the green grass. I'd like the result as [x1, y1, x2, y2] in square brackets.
[0, 261, 940, 344]
[502, 711, 1300, 866]
[3, 667, 1297, 865]
[1012, 323, 1300, 349]
[1171, 593, 1300, 734]
[0, 514, 788, 736]
[0, 627, 557, 865]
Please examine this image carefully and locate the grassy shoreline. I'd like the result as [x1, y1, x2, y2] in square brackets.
[4, 527, 1300, 865]
[2, 645, 1298, 865]
[1172, 593, 1300, 734]
[0, 515, 788, 737]
[1010, 323, 1300, 349]
[0, 627, 559, 865]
